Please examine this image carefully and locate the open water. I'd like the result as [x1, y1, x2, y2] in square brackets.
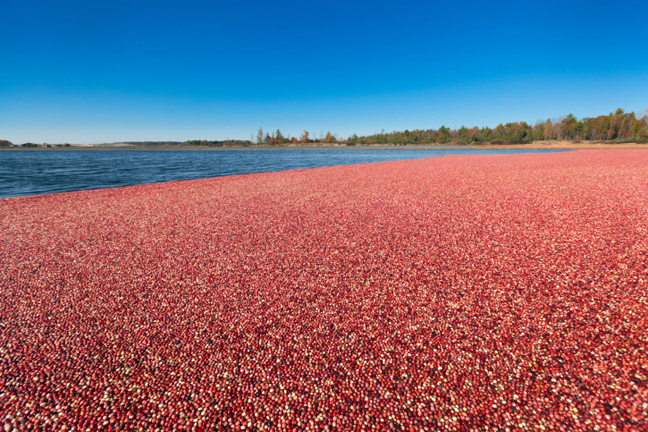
[0, 148, 569, 199]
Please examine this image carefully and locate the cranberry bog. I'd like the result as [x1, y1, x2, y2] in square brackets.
[1, 150, 647, 431]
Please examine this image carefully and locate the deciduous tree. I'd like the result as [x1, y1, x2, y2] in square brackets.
[256, 127, 264, 144]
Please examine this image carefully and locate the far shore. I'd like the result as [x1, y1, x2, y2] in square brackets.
[3, 140, 648, 151]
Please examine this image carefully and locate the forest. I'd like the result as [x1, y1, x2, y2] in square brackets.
[259, 108, 648, 145]
[4, 108, 647, 147]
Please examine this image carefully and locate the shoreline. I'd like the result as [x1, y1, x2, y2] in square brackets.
[3, 141, 648, 151]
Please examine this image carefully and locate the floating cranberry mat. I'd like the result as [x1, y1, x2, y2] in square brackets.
[1, 150, 647, 431]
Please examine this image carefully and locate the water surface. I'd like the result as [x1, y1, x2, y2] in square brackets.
[0, 148, 568, 199]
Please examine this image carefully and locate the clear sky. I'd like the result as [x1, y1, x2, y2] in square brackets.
[1, 0, 647, 143]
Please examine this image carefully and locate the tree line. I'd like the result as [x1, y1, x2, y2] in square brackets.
[256, 128, 337, 145]
[260, 108, 648, 145]
[3, 108, 647, 148]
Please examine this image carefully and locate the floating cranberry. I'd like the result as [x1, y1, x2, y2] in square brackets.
[1, 150, 646, 430]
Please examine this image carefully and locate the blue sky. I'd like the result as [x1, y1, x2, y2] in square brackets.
[1, 0, 647, 143]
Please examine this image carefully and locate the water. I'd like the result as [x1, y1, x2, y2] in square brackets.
[0, 148, 569, 199]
